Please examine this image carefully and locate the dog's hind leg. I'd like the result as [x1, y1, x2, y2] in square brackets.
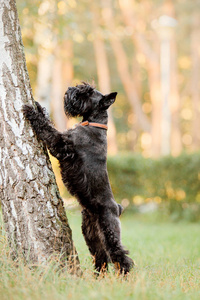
[81, 209, 110, 273]
[98, 208, 134, 274]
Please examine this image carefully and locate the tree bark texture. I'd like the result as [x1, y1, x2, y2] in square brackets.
[0, 0, 79, 270]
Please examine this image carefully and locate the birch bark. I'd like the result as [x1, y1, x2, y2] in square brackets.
[0, 0, 79, 270]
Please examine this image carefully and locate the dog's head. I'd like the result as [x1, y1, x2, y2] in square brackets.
[64, 82, 117, 120]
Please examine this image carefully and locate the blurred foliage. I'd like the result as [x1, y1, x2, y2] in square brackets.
[51, 152, 200, 221]
[107, 152, 200, 221]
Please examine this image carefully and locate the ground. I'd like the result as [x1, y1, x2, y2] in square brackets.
[0, 209, 200, 300]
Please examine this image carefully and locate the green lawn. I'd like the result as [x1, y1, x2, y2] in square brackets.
[0, 210, 200, 300]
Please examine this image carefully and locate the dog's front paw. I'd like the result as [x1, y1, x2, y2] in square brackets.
[23, 102, 48, 121]
[22, 104, 36, 121]
[35, 101, 47, 117]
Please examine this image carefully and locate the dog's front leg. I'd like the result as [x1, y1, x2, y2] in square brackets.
[22, 102, 67, 160]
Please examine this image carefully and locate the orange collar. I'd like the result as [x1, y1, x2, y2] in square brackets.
[79, 121, 108, 130]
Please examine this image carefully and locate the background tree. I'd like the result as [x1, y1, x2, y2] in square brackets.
[191, 10, 200, 150]
[16, 0, 200, 156]
[92, 2, 118, 154]
[0, 0, 79, 270]
[101, 0, 151, 135]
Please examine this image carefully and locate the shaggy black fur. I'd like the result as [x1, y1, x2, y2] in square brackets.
[23, 83, 134, 274]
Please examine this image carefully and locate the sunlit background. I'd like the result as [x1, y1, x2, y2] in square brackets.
[16, 0, 200, 220]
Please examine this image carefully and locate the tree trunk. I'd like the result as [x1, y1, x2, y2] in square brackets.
[163, 0, 182, 156]
[0, 0, 79, 271]
[92, 4, 118, 155]
[34, 28, 54, 112]
[101, 0, 151, 134]
[170, 37, 182, 156]
[34, 1, 57, 113]
[191, 12, 200, 150]
[51, 40, 74, 131]
[51, 45, 67, 132]
[118, 0, 162, 156]
[35, 48, 54, 112]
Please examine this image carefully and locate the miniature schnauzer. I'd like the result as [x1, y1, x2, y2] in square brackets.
[23, 82, 133, 274]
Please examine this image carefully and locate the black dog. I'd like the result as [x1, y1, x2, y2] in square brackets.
[23, 83, 133, 274]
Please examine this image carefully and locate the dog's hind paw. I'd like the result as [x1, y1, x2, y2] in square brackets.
[115, 256, 134, 275]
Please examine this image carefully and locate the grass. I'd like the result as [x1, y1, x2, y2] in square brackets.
[0, 210, 200, 300]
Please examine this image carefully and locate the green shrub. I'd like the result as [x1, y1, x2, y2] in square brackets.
[107, 152, 200, 221]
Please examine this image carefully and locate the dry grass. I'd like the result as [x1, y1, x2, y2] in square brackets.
[0, 210, 200, 300]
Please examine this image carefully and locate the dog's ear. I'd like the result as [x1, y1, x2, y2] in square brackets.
[100, 92, 117, 109]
